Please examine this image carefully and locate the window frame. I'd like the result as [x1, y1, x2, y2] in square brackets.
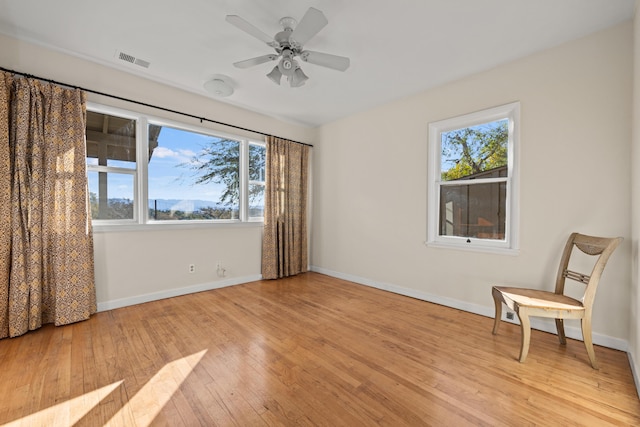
[427, 102, 520, 254]
[86, 102, 266, 231]
[86, 105, 141, 225]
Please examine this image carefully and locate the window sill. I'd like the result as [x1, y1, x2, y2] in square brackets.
[425, 240, 519, 256]
[92, 220, 264, 233]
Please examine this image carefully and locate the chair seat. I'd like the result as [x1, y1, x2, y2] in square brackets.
[493, 286, 584, 312]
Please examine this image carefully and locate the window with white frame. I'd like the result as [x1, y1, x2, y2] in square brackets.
[86, 110, 138, 221]
[85, 103, 266, 226]
[427, 102, 519, 252]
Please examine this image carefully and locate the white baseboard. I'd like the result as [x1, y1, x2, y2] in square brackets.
[629, 351, 640, 399]
[310, 266, 628, 352]
[96, 274, 263, 312]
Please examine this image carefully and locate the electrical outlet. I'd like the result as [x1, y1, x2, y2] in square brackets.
[188, 264, 195, 273]
[506, 312, 514, 320]
[216, 261, 226, 278]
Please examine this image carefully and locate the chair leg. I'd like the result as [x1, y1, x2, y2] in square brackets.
[582, 317, 599, 369]
[518, 311, 531, 363]
[492, 291, 502, 335]
[555, 319, 566, 345]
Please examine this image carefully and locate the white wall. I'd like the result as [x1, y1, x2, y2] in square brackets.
[630, 2, 640, 395]
[0, 33, 315, 309]
[312, 22, 633, 349]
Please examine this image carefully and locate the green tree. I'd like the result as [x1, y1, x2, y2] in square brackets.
[182, 139, 265, 208]
[89, 191, 133, 219]
[89, 191, 98, 219]
[199, 206, 234, 220]
[185, 138, 239, 207]
[441, 120, 508, 181]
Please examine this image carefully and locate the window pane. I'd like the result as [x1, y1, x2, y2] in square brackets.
[249, 144, 266, 182]
[86, 111, 136, 169]
[249, 143, 266, 218]
[439, 182, 506, 240]
[147, 125, 240, 221]
[249, 183, 265, 218]
[441, 119, 508, 181]
[88, 171, 134, 220]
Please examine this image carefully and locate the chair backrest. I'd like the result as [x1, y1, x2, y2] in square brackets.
[554, 232, 622, 310]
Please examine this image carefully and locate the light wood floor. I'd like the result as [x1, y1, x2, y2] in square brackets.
[0, 272, 638, 426]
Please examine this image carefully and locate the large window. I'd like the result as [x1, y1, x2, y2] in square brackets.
[86, 104, 265, 227]
[427, 102, 519, 252]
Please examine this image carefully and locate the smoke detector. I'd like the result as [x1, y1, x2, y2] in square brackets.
[204, 76, 234, 97]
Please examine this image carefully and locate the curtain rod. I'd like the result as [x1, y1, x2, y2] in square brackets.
[0, 66, 313, 148]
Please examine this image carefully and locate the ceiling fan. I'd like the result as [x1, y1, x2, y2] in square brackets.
[225, 7, 350, 88]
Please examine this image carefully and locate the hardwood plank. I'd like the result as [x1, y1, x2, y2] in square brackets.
[0, 272, 638, 426]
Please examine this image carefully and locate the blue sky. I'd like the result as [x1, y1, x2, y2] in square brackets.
[148, 126, 227, 203]
[87, 126, 228, 205]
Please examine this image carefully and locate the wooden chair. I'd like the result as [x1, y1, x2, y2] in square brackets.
[491, 232, 622, 368]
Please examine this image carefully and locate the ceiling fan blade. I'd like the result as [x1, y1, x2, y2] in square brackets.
[300, 50, 350, 71]
[233, 54, 278, 69]
[226, 15, 279, 48]
[290, 7, 328, 47]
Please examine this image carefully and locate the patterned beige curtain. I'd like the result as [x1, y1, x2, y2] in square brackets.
[261, 136, 310, 279]
[0, 71, 96, 339]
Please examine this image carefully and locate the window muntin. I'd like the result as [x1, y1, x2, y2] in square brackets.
[428, 102, 519, 252]
[86, 103, 265, 227]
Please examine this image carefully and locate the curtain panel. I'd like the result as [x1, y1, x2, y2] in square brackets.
[0, 71, 96, 339]
[261, 136, 309, 279]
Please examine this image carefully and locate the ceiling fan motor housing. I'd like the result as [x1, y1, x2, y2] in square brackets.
[278, 49, 296, 74]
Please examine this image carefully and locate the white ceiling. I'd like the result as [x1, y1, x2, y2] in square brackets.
[0, 0, 635, 127]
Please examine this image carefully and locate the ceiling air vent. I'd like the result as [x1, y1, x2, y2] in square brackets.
[115, 50, 150, 69]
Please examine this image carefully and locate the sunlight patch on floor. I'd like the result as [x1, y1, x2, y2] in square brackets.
[4, 381, 123, 427]
[108, 350, 207, 426]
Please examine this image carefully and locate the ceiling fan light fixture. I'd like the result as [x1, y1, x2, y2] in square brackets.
[290, 67, 308, 87]
[267, 66, 282, 85]
[204, 78, 234, 97]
